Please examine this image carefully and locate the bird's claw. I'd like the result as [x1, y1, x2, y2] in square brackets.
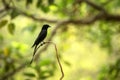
[40, 42, 46, 46]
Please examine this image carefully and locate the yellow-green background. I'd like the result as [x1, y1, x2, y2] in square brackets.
[0, 0, 120, 80]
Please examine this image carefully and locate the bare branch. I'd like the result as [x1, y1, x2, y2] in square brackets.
[0, 12, 8, 19]
[2, 0, 10, 10]
[44, 41, 64, 80]
[84, 0, 107, 13]
[0, 63, 27, 80]
[9, 6, 120, 25]
[104, 14, 120, 21]
[0, 8, 5, 13]
[102, 0, 114, 6]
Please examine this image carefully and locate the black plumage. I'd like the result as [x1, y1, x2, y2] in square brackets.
[30, 24, 50, 64]
[32, 24, 50, 48]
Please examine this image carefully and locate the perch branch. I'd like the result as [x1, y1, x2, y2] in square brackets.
[44, 41, 64, 80]
[30, 41, 64, 80]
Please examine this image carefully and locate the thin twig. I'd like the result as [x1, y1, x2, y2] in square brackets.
[30, 41, 64, 80]
[30, 42, 46, 64]
[44, 41, 64, 80]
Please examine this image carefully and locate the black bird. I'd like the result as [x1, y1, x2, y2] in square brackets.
[30, 24, 50, 64]
[32, 24, 50, 48]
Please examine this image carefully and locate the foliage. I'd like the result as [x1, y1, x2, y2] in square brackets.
[0, 0, 120, 80]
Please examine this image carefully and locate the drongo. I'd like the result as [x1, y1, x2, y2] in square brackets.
[30, 24, 50, 64]
[32, 24, 50, 48]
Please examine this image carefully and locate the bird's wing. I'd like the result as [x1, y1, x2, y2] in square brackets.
[37, 29, 47, 40]
[31, 30, 47, 47]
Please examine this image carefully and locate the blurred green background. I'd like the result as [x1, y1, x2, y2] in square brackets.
[0, 0, 120, 80]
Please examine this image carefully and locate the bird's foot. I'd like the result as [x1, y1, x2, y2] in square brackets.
[40, 42, 46, 46]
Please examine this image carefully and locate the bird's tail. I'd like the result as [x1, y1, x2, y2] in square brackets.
[31, 44, 35, 48]
[30, 45, 37, 64]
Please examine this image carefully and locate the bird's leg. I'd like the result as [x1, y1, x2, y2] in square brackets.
[37, 41, 46, 49]
[42, 41, 46, 44]
[40, 41, 46, 46]
[30, 42, 46, 64]
[30, 45, 37, 64]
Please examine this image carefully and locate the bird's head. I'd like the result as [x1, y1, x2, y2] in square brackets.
[42, 24, 50, 30]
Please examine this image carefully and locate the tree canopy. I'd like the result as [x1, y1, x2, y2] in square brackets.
[0, 0, 120, 80]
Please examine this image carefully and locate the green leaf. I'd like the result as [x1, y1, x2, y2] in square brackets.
[115, 0, 120, 7]
[22, 24, 37, 33]
[8, 23, 15, 35]
[26, 0, 33, 6]
[40, 75, 50, 79]
[24, 72, 36, 77]
[25, 79, 31, 80]
[48, 0, 54, 5]
[40, 59, 51, 66]
[64, 60, 71, 66]
[36, 0, 42, 8]
[36, 0, 49, 13]
[10, 9, 19, 19]
[40, 5, 49, 13]
[0, 35, 4, 43]
[0, 20, 8, 28]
